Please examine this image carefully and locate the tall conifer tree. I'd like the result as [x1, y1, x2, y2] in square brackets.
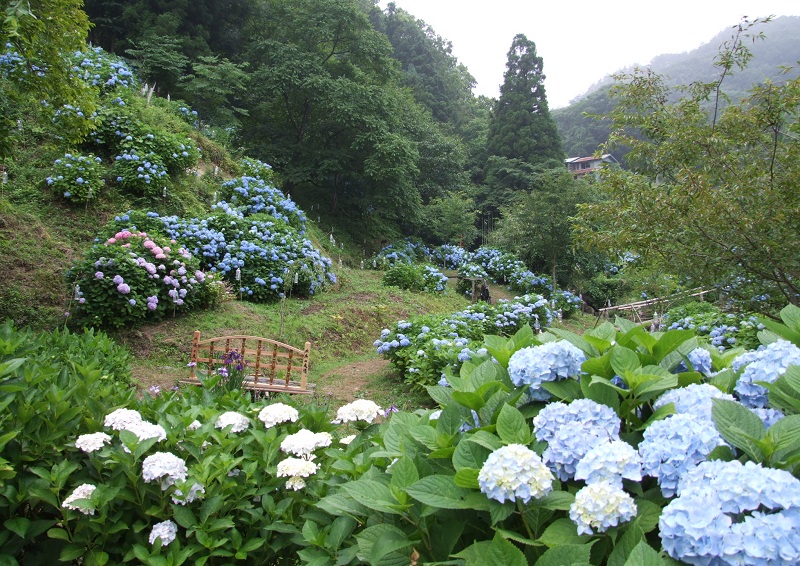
[486, 34, 563, 164]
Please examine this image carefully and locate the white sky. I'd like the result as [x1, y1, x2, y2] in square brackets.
[378, 1, 800, 108]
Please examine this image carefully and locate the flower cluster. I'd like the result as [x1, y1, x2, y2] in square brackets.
[371, 238, 430, 269]
[574, 440, 642, 486]
[113, 150, 168, 196]
[638, 413, 726, 497]
[70, 46, 136, 91]
[75, 432, 112, 453]
[662, 303, 762, 352]
[215, 176, 307, 232]
[660, 460, 800, 565]
[68, 228, 217, 328]
[569, 481, 637, 535]
[478, 444, 554, 504]
[280, 429, 333, 458]
[142, 452, 188, 488]
[431, 244, 466, 269]
[653, 383, 734, 420]
[508, 341, 586, 401]
[214, 411, 250, 433]
[733, 339, 800, 408]
[258, 403, 299, 428]
[332, 399, 383, 424]
[63, 484, 97, 515]
[46, 152, 105, 203]
[148, 520, 178, 546]
[276, 457, 320, 491]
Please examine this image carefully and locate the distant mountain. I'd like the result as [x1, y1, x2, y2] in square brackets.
[554, 15, 800, 160]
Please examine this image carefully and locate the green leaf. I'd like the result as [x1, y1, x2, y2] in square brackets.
[390, 456, 419, 490]
[610, 346, 640, 376]
[580, 374, 620, 410]
[541, 378, 583, 402]
[453, 534, 527, 566]
[711, 398, 768, 461]
[496, 404, 531, 445]
[405, 475, 487, 510]
[638, 402, 675, 431]
[759, 316, 800, 346]
[453, 440, 491, 471]
[451, 391, 486, 411]
[3, 518, 29, 539]
[341, 480, 404, 515]
[355, 524, 411, 565]
[537, 491, 575, 511]
[535, 544, 593, 566]
[466, 430, 503, 451]
[582, 351, 614, 379]
[634, 500, 662, 534]
[326, 516, 356, 552]
[652, 330, 695, 362]
[199, 495, 224, 524]
[769, 415, 800, 453]
[623, 541, 665, 566]
[780, 304, 800, 333]
[454, 468, 480, 489]
[537, 518, 587, 547]
[607, 522, 644, 566]
[316, 492, 370, 518]
[171, 504, 197, 529]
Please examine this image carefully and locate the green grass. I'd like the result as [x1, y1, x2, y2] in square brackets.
[117, 269, 470, 409]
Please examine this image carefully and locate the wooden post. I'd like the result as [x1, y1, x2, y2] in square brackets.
[302, 341, 310, 391]
[190, 331, 200, 379]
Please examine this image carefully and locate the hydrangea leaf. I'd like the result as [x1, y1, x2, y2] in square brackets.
[637, 402, 675, 431]
[354, 524, 412, 566]
[610, 347, 641, 376]
[582, 351, 614, 379]
[465, 430, 504, 451]
[389, 456, 419, 492]
[580, 374, 620, 410]
[652, 330, 695, 363]
[496, 404, 531, 445]
[541, 379, 582, 402]
[711, 398, 767, 462]
[549, 328, 594, 357]
[340, 480, 406, 515]
[170, 504, 197, 529]
[316, 492, 370, 518]
[436, 405, 465, 437]
[534, 542, 593, 566]
[538, 518, 587, 547]
[537, 490, 575, 511]
[606, 521, 644, 566]
[453, 468, 479, 489]
[768, 414, 800, 456]
[453, 438, 491, 471]
[494, 527, 537, 546]
[488, 500, 516, 525]
[622, 540, 664, 566]
[780, 304, 800, 333]
[453, 534, 527, 566]
[586, 321, 617, 344]
[405, 475, 488, 510]
[582, 335, 612, 355]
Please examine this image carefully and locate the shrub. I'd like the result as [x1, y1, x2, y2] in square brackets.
[67, 229, 219, 328]
[662, 302, 761, 351]
[45, 152, 105, 203]
[215, 176, 306, 233]
[382, 263, 447, 294]
[431, 243, 466, 269]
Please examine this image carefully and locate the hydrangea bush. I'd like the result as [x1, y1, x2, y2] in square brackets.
[381, 263, 448, 294]
[46, 152, 105, 203]
[7, 298, 800, 563]
[67, 229, 221, 328]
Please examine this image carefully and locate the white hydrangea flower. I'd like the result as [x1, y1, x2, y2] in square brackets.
[148, 520, 178, 545]
[124, 420, 167, 442]
[340, 434, 356, 445]
[75, 432, 111, 453]
[277, 457, 319, 478]
[478, 444, 554, 504]
[285, 476, 306, 490]
[569, 481, 637, 535]
[332, 399, 382, 424]
[104, 408, 143, 430]
[280, 429, 332, 458]
[63, 484, 96, 515]
[187, 420, 202, 431]
[575, 440, 642, 487]
[171, 483, 205, 505]
[142, 452, 188, 488]
[214, 411, 250, 433]
[258, 403, 300, 428]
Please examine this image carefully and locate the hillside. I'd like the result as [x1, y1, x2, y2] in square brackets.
[554, 15, 800, 159]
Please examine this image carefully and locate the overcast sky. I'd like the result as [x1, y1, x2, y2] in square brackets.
[377, 1, 800, 108]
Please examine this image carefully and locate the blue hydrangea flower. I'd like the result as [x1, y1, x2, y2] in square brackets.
[478, 444, 554, 504]
[575, 440, 642, 486]
[508, 341, 586, 401]
[733, 340, 800, 408]
[687, 348, 713, 375]
[569, 481, 637, 535]
[533, 398, 620, 444]
[653, 383, 735, 421]
[750, 407, 785, 429]
[544, 426, 617, 481]
[661, 460, 800, 565]
[639, 413, 726, 497]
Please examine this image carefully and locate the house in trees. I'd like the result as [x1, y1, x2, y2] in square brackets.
[564, 154, 618, 179]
